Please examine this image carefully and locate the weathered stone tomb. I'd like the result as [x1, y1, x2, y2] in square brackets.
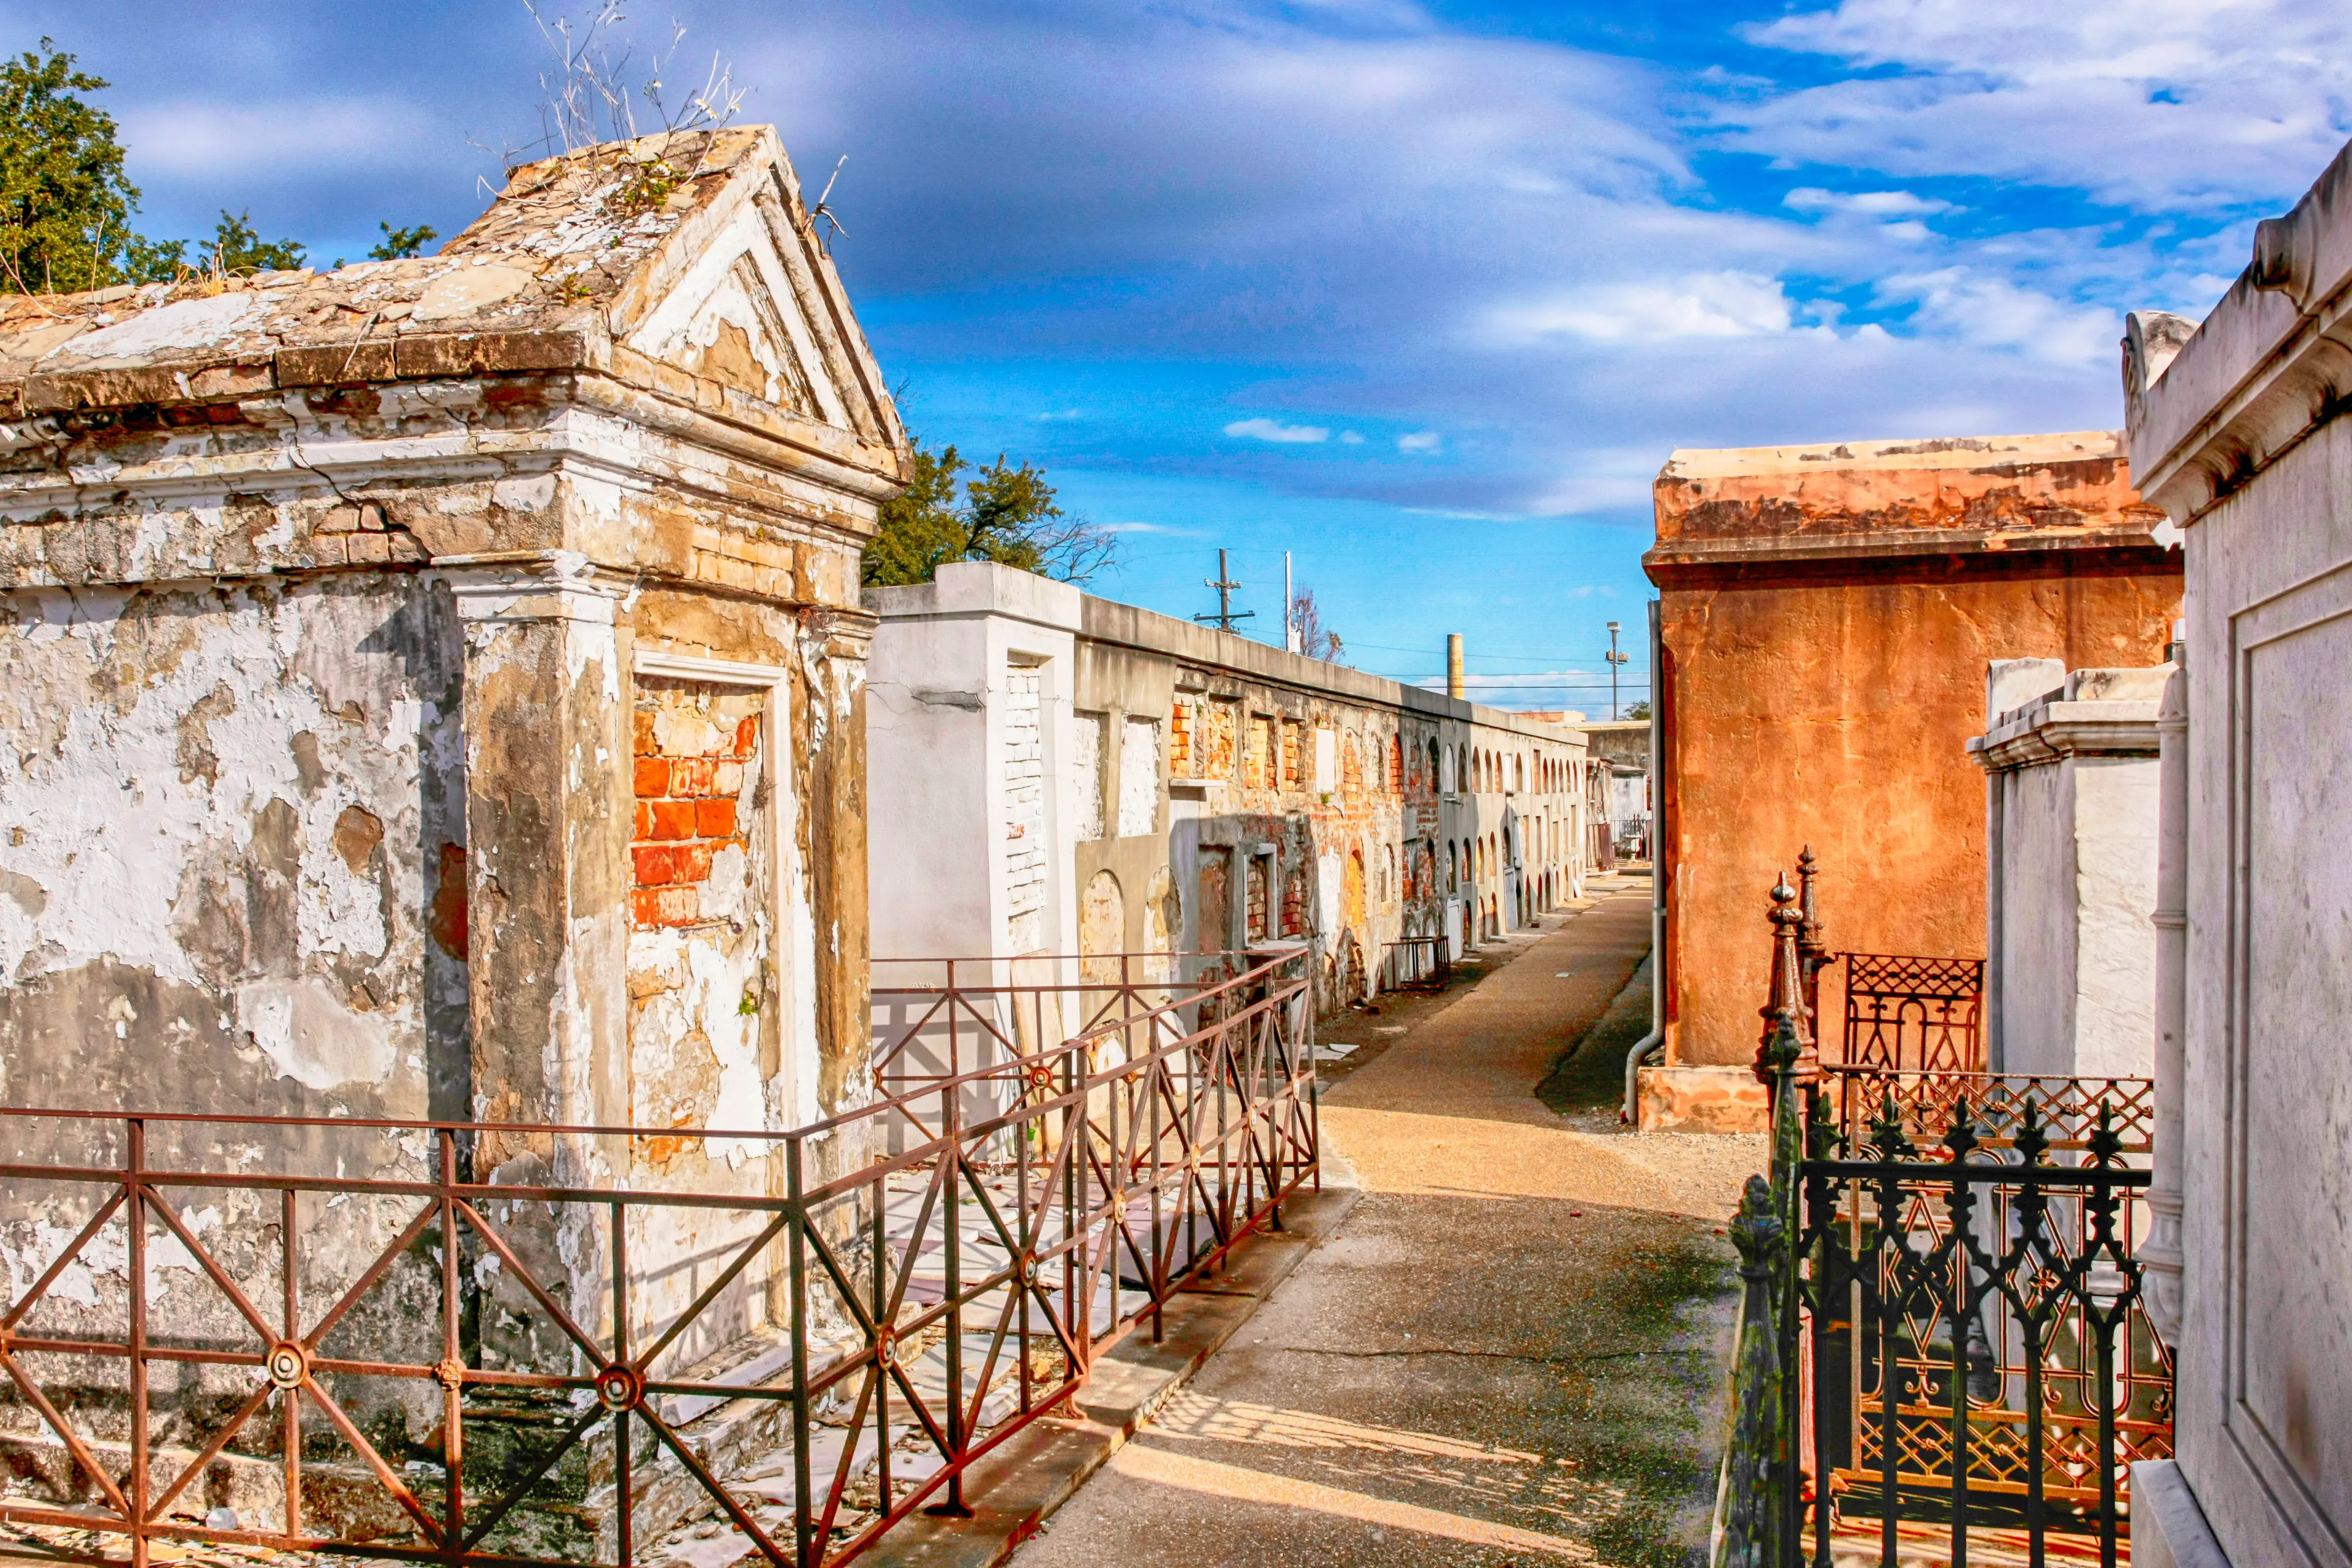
[0, 127, 906, 1531]
[0, 124, 902, 1139]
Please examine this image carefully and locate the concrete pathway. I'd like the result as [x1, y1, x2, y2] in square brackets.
[1010, 885, 1763, 1568]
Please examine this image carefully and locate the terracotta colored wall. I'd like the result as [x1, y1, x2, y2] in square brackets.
[1657, 558, 2179, 1069]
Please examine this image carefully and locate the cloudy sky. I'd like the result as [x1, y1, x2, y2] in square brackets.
[11, 0, 2346, 707]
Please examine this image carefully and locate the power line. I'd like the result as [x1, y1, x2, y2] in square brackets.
[1343, 638, 1651, 666]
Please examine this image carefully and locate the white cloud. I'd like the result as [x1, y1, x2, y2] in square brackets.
[121, 98, 442, 179]
[1397, 429, 1444, 453]
[1034, 408, 1086, 421]
[1784, 187, 1953, 217]
[1340, 430, 1366, 444]
[1225, 417, 1332, 443]
[1487, 272, 1804, 343]
[1876, 268, 2117, 366]
[1726, 0, 2352, 211]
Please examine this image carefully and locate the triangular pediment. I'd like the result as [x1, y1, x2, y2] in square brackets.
[608, 127, 906, 463]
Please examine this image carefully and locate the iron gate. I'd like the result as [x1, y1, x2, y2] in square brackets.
[1717, 853, 2172, 1568]
[1833, 956, 1986, 1073]
[1796, 1071, 2172, 1567]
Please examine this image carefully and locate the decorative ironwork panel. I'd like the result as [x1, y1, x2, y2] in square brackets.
[1839, 954, 1986, 1072]
[1828, 1068, 2155, 1156]
[1796, 1096, 2173, 1568]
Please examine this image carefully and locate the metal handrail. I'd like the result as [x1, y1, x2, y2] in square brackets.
[0, 951, 1318, 1568]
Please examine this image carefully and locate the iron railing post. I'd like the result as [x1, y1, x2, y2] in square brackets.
[126, 1115, 148, 1568]
[786, 1138, 812, 1568]
[1719, 1174, 1787, 1568]
[607, 1193, 627, 1568]
[443, 1131, 467, 1562]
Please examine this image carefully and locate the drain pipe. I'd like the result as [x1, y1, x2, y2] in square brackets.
[2139, 629, 2188, 1341]
[1623, 600, 1665, 1125]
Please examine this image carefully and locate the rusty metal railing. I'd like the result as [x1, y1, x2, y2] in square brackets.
[0, 950, 1316, 1568]
[868, 951, 1220, 1093]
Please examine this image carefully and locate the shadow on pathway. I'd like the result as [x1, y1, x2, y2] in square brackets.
[1012, 886, 1763, 1568]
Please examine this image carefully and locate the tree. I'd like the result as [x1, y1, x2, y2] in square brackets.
[1287, 587, 1346, 664]
[370, 221, 438, 260]
[203, 208, 306, 274]
[863, 441, 1116, 587]
[0, 40, 312, 293]
[1623, 699, 1651, 720]
[0, 39, 143, 293]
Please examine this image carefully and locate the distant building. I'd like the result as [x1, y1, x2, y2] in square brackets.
[1640, 432, 2181, 1131]
[1578, 718, 1651, 859]
[865, 563, 1595, 1014]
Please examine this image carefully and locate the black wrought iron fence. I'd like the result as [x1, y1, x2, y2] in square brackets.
[1831, 955, 1986, 1073]
[0, 949, 1316, 1568]
[1715, 856, 2171, 1568]
[1797, 1075, 2170, 1567]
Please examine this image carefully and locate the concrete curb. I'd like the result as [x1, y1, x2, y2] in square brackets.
[864, 1183, 1363, 1567]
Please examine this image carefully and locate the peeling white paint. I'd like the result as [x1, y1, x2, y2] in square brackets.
[236, 975, 398, 1091]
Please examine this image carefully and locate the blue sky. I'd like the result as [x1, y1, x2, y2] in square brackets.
[10, 0, 2346, 710]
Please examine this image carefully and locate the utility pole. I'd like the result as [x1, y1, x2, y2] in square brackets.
[1605, 620, 1627, 719]
[1284, 552, 1297, 653]
[1195, 549, 1254, 635]
[1447, 633, 1465, 700]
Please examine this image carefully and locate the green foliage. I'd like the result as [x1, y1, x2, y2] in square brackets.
[0, 40, 312, 294]
[1623, 699, 1651, 720]
[134, 210, 306, 280]
[0, 39, 142, 292]
[369, 221, 439, 260]
[202, 208, 304, 274]
[862, 442, 1117, 587]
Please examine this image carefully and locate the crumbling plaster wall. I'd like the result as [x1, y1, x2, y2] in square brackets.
[1656, 564, 2178, 1071]
[0, 573, 464, 1118]
[0, 367, 884, 1408]
[0, 371, 875, 1129]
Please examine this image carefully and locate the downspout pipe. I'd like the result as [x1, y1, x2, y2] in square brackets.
[1624, 598, 1665, 1125]
[2139, 628, 2188, 1341]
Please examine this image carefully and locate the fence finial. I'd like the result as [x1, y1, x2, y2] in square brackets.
[1795, 846, 1827, 1028]
[1758, 872, 1819, 1086]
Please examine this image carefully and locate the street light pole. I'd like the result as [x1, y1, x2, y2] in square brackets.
[1605, 621, 1627, 720]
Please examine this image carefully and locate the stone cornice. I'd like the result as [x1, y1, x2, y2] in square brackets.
[1644, 522, 2175, 574]
[2126, 139, 2352, 523]
[1969, 699, 2164, 772]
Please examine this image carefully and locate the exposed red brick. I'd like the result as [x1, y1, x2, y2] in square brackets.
[629, 888, 666, 926]
[633, 712, 658, 756]
[696, 798, 737, 838]
[733, 716, 760, 756]
[670, 757, 715, 797]
[677, 841, 715, 881]
[649, 799, 696, 841]
[652, 885, 698, 925]
[633, 843, 680, 885]
[634, 757, 669, 796]
[633, 802, 653, 839]
[428, 843, 468, 959]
